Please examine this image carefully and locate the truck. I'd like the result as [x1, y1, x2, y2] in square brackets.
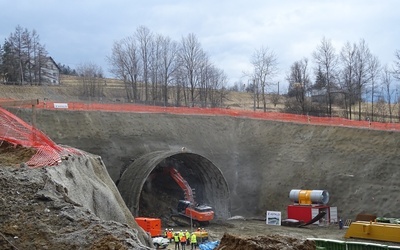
[166, 167, 214, 227]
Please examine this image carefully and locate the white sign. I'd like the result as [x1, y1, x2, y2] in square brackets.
[54, 103, 69, 109]
[266, 211, 281, 225]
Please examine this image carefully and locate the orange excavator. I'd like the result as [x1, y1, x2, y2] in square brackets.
[166, 167, 214, 227]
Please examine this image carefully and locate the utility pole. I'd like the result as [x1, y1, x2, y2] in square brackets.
[253, 79, 256, 111]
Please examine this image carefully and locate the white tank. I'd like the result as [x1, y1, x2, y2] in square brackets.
[289, 189, 329, 205]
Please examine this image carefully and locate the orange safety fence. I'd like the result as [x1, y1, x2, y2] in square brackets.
[0, 106, 81, 168]
[39, 101, 400, 132]
[1, 100, 400, 168]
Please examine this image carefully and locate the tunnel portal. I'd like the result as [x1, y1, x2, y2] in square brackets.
[117, 150, 230, 220]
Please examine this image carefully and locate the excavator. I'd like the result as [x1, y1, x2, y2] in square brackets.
[165, 167, 214, 227]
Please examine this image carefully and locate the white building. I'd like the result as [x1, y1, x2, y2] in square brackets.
[41, 57, 60, 85]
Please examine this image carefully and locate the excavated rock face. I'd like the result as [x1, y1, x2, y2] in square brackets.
[0, 151, 152, 249]
[216, 233, 316, 250]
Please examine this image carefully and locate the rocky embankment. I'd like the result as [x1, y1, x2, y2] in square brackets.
[0, 145, 152, 250]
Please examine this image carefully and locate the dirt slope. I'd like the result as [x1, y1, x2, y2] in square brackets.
[0, 146, 152, 249]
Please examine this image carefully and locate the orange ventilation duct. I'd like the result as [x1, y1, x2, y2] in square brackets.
[289, 189, 329, 205]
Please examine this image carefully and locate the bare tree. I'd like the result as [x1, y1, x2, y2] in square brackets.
[381, 65, 395, 122]
[251, 46, 278, 112]
[313, 37, 338, 116]
[136, 26, 153, 102]
[286, 58, 310, 114]
[354, 39, 372, 120]
[368, 55, 381, 121]
[159, 35, 179, 106]
[77, 62, 104, 100]
[150, 35, 161, 104]
[207, 67, 228, 107]
[179, 33, 204, 107]
[108, 36, 142, 102]
[339, 41, 357, 119]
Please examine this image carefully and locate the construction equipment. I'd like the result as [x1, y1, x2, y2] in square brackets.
[193, 229, 209, 242]
[166, 167, 214, 227]
[345, 220, 400, 243]
[135, 217, 162, 237]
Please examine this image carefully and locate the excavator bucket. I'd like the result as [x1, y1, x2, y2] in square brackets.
[344, 221, 400, 243]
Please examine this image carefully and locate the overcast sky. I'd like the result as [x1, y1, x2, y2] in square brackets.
[1, 0, 399, 91]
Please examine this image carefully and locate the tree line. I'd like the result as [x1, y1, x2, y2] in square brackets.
[107, 26, 227, 107]
[281, 37, 400, 122]
[1, 25, 228, 108]
[230, 38, 400, 122]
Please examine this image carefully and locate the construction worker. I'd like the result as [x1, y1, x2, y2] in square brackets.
[164, 228, 168, 238]
[167, 228, 173, 243]
[174, 232, 180, 250]
[185, 230, 190, 245]
[190, 233, 197, 250]
[180, 232, 186, 250]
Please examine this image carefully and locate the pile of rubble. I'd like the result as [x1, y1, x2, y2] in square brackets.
[0, 143, 152, 249]
[216, 233, 315, 250]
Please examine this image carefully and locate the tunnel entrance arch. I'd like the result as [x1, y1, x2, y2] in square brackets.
[117, 150, 230, 220]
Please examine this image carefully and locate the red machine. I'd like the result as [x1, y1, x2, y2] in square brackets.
[135, 217, 162, 237]
[166, 167, 214, 226]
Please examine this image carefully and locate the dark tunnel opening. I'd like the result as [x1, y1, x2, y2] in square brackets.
[138, 157, 210, 221]
[117, 150, 230, 225]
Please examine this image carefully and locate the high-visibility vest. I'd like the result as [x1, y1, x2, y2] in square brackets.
[167, 231, 173, 239]
[190, 234, 197, 244]
[174, 235, 180, 242]
[185, 232, 190, 239]
[180, 235, 186, 243]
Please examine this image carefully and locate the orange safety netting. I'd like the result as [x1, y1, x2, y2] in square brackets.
[40, 101, 400, 132]
[0, 107, 81, 168]
[1, 100, 399, 168]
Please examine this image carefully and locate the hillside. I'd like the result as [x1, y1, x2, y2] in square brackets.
[0, 74, 284, 111]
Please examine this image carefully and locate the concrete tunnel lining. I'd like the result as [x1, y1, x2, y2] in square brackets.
[117, 150, 230, 220]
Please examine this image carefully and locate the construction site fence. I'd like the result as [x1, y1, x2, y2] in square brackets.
[0, 105, 81, 168]
[35, 101, 400, 132]
[1, 100, 400, 168]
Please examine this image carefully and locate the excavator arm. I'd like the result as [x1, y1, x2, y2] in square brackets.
[166, 167, 195, 205]
[166, 166, 214, 226]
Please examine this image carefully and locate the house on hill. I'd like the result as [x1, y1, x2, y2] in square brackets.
[41, 57, 60, 85]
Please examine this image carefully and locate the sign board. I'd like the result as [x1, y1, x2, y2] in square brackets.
[266, 211, 281, 225]
[330, 207, 338, 223]
[311, 208, 320, 225]
[54, 103, 69, 109]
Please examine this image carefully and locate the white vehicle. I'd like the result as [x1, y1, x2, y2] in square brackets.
[152, 237, 169, 249]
